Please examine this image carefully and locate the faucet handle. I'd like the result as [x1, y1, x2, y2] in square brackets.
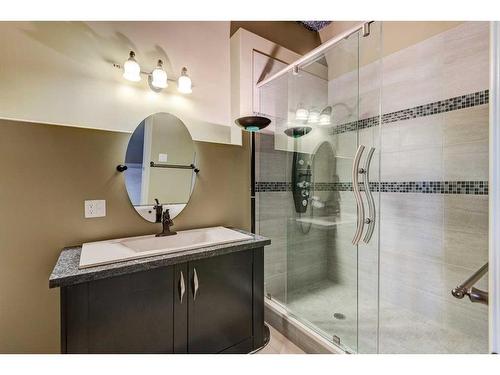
[162, 208, 172, 222]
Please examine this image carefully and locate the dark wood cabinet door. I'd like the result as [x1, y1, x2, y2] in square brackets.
[65, 267, 175, 354]
[187, 250, 253, 353]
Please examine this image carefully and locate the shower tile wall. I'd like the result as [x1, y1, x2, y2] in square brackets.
[256, 133, 331, 301]
[330, 21, 489, 353]
[257, 21, 489, 353]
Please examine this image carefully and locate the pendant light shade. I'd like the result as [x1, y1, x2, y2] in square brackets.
[123, 51, 141, 82]
[234, 116, 271, 132]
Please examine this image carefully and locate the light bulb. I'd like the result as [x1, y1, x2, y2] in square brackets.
[151, 59, 168, 89]
[177, 67, 192, 94]
[319, 106, 332, 126]
[295, 105, 309, 121]
[307, 108, 320, 124]
[123, 51, 141, 82]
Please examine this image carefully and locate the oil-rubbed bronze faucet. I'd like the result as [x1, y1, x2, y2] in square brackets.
[156, 208, 177, 237]
[153, 198, 163, 223]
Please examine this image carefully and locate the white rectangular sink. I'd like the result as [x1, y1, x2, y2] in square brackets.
[79, 226, 253, 269]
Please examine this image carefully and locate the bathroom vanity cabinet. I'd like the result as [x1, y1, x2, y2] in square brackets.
[52, 240, 268, 354]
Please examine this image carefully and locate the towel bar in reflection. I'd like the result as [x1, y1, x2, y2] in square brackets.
[149, 161, 200, 173]
[115, 162, 200, 173]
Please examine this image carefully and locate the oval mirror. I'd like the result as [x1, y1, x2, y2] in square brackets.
[124, 112, 197, 222]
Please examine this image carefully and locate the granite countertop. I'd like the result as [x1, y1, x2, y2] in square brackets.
[49, 228, 270, 289]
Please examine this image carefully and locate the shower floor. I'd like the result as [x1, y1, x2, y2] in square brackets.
[281, 279, 487, 354]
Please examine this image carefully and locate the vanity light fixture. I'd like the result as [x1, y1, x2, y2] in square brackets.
[319, 106, 332, 126]
[115, 52, 193, 94]
[295, 104, 309, 121]
[122, 51, 141, 82]
[177, 67, 192, 94]
[150, 59, 168, 89]
[307, 108, 320, 124]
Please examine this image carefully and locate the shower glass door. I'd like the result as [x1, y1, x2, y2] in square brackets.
[257, 23, 382, 353]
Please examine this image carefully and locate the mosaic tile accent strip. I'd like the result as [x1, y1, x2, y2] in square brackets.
[255, 182, 335, 192]
[255, 181, 291, 192]
[376, 181, 489, 195]
[255, 181, 489, 195]
[330, 90, 489, 135]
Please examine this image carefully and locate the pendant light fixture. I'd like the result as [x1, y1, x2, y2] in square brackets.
[122, 51, 141, 82]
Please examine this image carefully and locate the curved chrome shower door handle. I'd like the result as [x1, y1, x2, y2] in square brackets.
[352, 145, 365, 245]
[363, 147, 376, 244]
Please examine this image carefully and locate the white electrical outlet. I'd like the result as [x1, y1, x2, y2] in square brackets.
[84, 200, 106, 218]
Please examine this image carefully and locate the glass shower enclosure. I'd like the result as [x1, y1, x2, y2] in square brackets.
[255, 21, 489, 354]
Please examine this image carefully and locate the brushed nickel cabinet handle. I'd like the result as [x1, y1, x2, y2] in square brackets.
[363, 147, 376, 244]
[352, 145, 365, 245]
[192, 268, 199, 301]
[179, 271, 186, 304]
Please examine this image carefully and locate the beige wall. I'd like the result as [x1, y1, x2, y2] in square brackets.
[0, 119, 250, 353]
[0, 21, 233, 143]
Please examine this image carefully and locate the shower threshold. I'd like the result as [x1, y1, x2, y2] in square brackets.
[264, 297, 347, 354]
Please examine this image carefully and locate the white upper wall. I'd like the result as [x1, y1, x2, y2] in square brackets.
[0, 21, 233, 143]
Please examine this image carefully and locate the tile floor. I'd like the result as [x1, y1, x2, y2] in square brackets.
[256, 324, 305, 354]
[284, 278, 488, 353]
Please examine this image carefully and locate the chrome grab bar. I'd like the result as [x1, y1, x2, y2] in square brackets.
[362, 147, 376, 244]
[452, 263, 488, 305]
[352, 145, 365, 245]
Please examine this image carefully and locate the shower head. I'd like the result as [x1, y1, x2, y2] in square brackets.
[234, 115, 271, 132]
[284, 126, 312, 138]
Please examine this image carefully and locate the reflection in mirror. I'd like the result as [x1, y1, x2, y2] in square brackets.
[124, 112, 197, 222]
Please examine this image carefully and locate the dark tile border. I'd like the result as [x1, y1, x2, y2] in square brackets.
[330, 90, 489, 135]
[254, 181, 291, 192]
[256, 181, 489, 195]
